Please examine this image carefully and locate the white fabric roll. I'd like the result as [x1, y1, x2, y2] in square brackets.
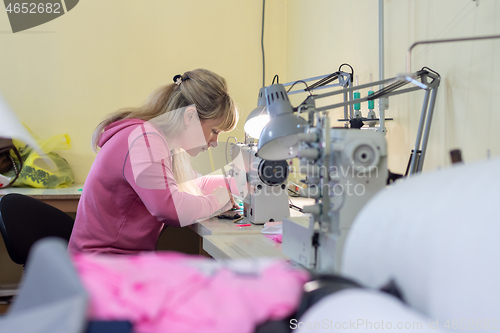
[342, 158, 500, 331]
[296, 289, 444, 332]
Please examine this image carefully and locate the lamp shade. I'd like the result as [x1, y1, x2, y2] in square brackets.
[244, 87, 270, 138]
[257, 113, 307, 160]
[244, 106, 269, 139]
[256, 84, 307, 160]
[264, 84, 294, 117]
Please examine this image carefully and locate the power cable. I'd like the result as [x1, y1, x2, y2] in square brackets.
[261, 0, 266, 87]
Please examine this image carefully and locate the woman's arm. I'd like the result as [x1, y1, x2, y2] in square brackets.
[125, 124, 223, 226]
[196, 174, 239, 195]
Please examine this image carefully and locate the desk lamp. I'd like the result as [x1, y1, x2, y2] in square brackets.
[256, 84, 307, 161]
[255, 70, 353, 161]
[254, 68, 441, 273]
[235, 88, 291, 224]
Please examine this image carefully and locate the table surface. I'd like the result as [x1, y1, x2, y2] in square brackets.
[199, 197, 314, 260]
[203, 234, 289, 260]
[0, 185, 312, 260]
[190, 197, 313, 236]
[189, 217, 265, 236]
[0, 184, 83, 199]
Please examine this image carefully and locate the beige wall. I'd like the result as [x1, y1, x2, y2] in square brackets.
[1, 0, 499, 181]
[0, 0, 288, 285]
[1, 0, 498, 288]
[287, 0, 500, 174]
[0, 0, 287, 182]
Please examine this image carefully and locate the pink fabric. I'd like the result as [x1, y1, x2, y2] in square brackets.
[72, 253, 309, 333]
[265, 235, 283, 243]
[68, 119, 225, 255]
[272, 235, 283, 243]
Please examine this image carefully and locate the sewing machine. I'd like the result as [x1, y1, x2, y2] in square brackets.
[229, 143, 290, 225]
[250, 68, 438, 273]
[282, 127, 388, 273]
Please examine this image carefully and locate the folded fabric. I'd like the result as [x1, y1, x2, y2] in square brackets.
[272, 235, 283, 243]
[264, 222, 282, 227]
[261, 223, 283, 235]
[72, 252, 309, 333]
[265, 234, 283, 243]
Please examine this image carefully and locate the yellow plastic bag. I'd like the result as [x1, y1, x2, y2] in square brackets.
[11, 132, 75, 188]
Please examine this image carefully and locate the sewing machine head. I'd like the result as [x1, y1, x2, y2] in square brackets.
[283, 128, 388, 273]
[230, 143, 290, 225]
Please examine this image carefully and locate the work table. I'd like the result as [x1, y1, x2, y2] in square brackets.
[0, 184, 83, 213]
[193, 197, 313, 261]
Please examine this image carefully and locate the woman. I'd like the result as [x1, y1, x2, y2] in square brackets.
[68, 69, 239, 254]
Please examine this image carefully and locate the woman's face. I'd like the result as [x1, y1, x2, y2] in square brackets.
[201, 119, 221, 151]
[184, 117, 221, 157]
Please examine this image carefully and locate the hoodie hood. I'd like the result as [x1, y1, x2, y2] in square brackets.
[98, 119, 146, 148]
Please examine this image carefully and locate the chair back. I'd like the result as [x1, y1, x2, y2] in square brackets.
[0, 193, 74, 265]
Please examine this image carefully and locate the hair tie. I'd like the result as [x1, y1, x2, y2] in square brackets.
[173, 74, 182, 86]
[173, 74, 190, 86]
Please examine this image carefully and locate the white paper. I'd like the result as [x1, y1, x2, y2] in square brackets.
[0, 94, 42, 154]
[261, 225, 283, 235]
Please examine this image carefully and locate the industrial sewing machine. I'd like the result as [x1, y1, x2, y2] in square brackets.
[229, 142, 290, 225]
[282, 127, 387, 272]
[246, 67, 440, 273]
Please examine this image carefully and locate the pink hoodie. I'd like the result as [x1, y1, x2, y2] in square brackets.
[68, 119, 226, 254]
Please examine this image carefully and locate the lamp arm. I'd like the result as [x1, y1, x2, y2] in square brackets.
[282, 73, 332, 87]
[315, 86, 422, 113]
[302, 70, 438, 113]
[313, 77, 396, 100]
[283, 71, 352, 95]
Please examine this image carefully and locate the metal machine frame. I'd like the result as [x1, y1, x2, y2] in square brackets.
[286, 68, 440, 175]
[279, 68, 441, 272]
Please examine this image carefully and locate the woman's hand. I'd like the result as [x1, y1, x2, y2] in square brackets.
[211, 186, 231, 211]
[228, 189, 239, 209]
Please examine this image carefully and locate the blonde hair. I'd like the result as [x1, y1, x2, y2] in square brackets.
[92, 69, 238, 194]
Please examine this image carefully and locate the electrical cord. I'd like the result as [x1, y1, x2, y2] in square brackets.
[272, 74, 279, 84]
[338, 63, 354, 76]
[286, 80, 312, 95]
[288, 196, 303, 212]
[261, 0, 266, 87]
[289, 204, 303, 212]
[307, 72, 339, 91]
[225, 136, 238, 165]
[338, 63, 354, 84]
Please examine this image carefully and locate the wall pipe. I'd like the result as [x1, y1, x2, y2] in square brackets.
[406, 34, 500, 74]
[378, 0, 387, 134]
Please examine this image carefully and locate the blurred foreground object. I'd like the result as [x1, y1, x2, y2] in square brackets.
[0, 238, 87, 333]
